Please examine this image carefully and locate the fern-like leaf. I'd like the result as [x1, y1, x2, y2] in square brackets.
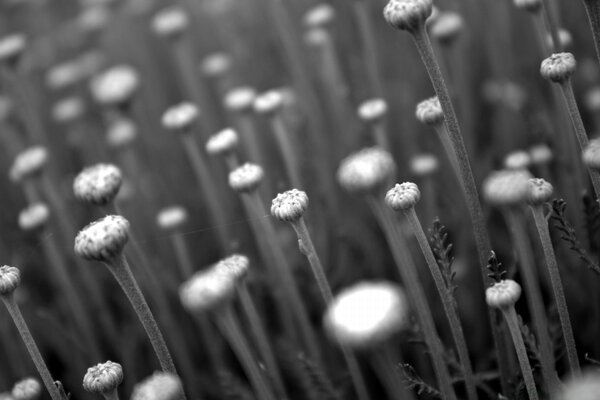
[486, 251, 506, 283]
[517, 316, 541, 369]
[399, 363, 441, 399]
[429, 218, 458, 298]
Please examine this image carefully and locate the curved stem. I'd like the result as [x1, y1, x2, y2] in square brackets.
[368, 196, 457, 400]
[215, 306, 277, 400]
[530, 205, 580, 375]
[404, 208, 478, 400]
[501, 307, 540, 400]
[1, 294, 64, 400]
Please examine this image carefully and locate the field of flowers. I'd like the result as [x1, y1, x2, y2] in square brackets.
[2, 0, 600, 399]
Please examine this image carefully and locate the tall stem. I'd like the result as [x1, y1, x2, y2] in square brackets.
[170, 232, 195, 279]
[353, 0, 384, 97]
[270, 115, 303, 189]
[368, 197, 457, 400]
[501, 307, 540, 400]
[530, 205, 580, 375]
[371, 348, 416, 400]
[215, 306, 277, 400]
[404, 208, 478, 400]
[1, 294, 63, 400]
[582, 0, 600, 68]
[541, 0, 562, 53]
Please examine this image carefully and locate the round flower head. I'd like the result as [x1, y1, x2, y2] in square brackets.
[529, 144, 553, 165]
[46, 60, 84, 90]
[527, 178, 553, 206]
[223, 86, 257, 113]
[323, 281, 410, 349]
[9, 146, 48, 183]
[0, 33, 26, 66]
[229, 163, 264, 193]
[214, 254, 249, 282]
[410, 153, 439, 176]
[385, 182, 421, 211]
[201, 52, 232, 78]
[74, 215, 130, 263]
[179, 265, 237, 313]
[383, 0, 433, 32]
[546, 29, 572, 50]
[271, 189, 309, 222]
[358, 98, 388, 123]
[130, 372, 182, 400]
[303, 4, 336, 29]
[583, 138, 600, 170]
[254, 90, 284, 116]
[429, 11, 463, 45]
[152, 7, 189, 39]
[513, 0, 541, 12]
[74, 163, 122, 206]
[106, 118, 138, 148]
[83, 361, 123, 394]
[540, 52, 576, 83]
[415, 96, 443, 126]
[482, 169, 532, 206]
[156, 206, 188, 231]
[304, 28, 329, 47]
[161, 102, 199, 132]
[0, 265, 20, 296]
[486, 279, 522, 309]
[11, 378, 41, 400]
[90, 65, 139, 108]
[206, 128, 239, 156]
[555, 369, 600, 400]
[337, 147, 396, 194]
[52, 97, 85, 124]
[18, 203, 50, 232]
[504, 150, 531, 170]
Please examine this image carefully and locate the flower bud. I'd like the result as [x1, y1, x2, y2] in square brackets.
[415, 96, 443, 126]
[358, 98, 388, 123]
[323, 281, 410, 349]
[337, 147, 395, 194]
[429, 11, 463, 45]
[206, 128, 239, 156]
[513, 0, 541, 12]
[11, 378, 41, 400]
[73, 163, 123, 206]
[224, 86, 257, 113]
[82, 361, 123, 394]
[9, 147, 48, 183]
[582, 138, 600, 170]
[482, 169, 532, 206]
[529, 144, 553, 165]
[74, 215, 130, 263]
[271, 189, 309, 222]
[201, 52, 232, 78]
[179, 265, 237, 313]
[156, 206, 188, 231]
[303, 4, 336, 29]
[106, 118, 137, 148]
[90, 65, 139, 108]
[18, 203, 50, 232]
[152, 7, 189, 39]
[46, 61, 84, 91]
[385, 182, 421, 211]
[130, 372, 183, 400]
[228, 163, 264, 193]
[486, 279, 522, 309]
[540, 52, 576, 83]
[0, 265, 20, 296]
[161, 102, 199, 133]
[409, 154, 439, 176]
[556, 369, 600, 400]
[527, 178, 553, 206]
[52, 97, 85, 124]
[254, 90, 284, 116]
[0, 33, 26, 67]
[77, 5, 110, 34]
[214, 254, 249, 282]
[504, 150, 531, 170]
[383, 0, 433, 33]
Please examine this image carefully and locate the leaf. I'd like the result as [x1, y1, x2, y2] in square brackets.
[486, 251, 506, 283]
[399, 363, 442, 399]
[429, 218, 458, 299]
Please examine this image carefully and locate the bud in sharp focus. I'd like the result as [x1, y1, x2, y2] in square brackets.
[385, 182, 421, 211]
[271, 189, 309, 222]
[486, 279, 522, 309]
[82, 361, 123, 394]
[540, 52, 576, 83]
[383, 0, 433, 33]
[0, 265, 20, 296]
[527, 178, 553, 206]
[74, 215, 130, 263]
[415, 96, 443, 126]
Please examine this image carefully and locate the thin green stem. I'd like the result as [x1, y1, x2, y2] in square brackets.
[559, 80, 600, 200]
[532, 11, 552, 56]
[432, 123, 461, 183]
[530, 205, 580, 375]
[270, 115, 303, 189]
[404, 208, 478, 400]
[1, 294, 64, 400]
[501, 307, 540, 400]
[371, 347, 416, 400]
[541, 0, 562, 53]
[170, 232, 195, 279]
[582, 0, 600, 68]
[353, 0, 384, 97]
[290, 218, 372, 400]
[368, 196, 457, 400]
[372, 122, 391, 153]
[215, 306, 277, 400]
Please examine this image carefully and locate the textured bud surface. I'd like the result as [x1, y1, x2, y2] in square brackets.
[486, 279, 522, 309]
[482, 169, 532, 206]
[383, 0, 433, 32]
[11, 378, 41, 400]
[73, 163, 122, 205]
[410, 154, 439, 176]
[323, 281, 409, 349]
[179, 265, 237, 313]
[74, 215, 130, 262]
[0, 265, 20, 296]
[224, 87, 257, 112]
[156, 206, 188, 230]
[152, 7, 189, 38]
[9, 147, 48, 182]
[90, 65, 139, 106]
[583, 138, 600, 170]
[358, 98, 388, 122]
[385, 182, 421, 211]
[130, 372, 182, 400]
[271, 189, 309, 222]
[337, 147, 395, 194]
[540, 53, 576, 83]
[415, 96, 443, 126]
[254, 90, 284, 115]
[161, 102, 199, 132]
[83, 361, 123, 394]
[18, 203, 50, 232]
[228, 163, 264, 193]
[214, 254, 249, 282]
[430, 11, 463, 44]
[527, 178, 553, 206]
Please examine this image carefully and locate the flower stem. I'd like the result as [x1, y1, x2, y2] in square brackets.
[270, 114, 303, 189]
[541, 0, 562, 53]
[500, 306, 540, 400]
[1, 294, 64, 400]
[403, 208, 478, 400]
[215, 306, 278, 400]
[582, 0, 600, 68]
[371, 347, 416, 400]
[352, 0, 384, 97]
[170, 231, 195, 279]
[530, 205, 580, 375]
[102, 389, 119, 400]
[368, 196, 457, 400]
